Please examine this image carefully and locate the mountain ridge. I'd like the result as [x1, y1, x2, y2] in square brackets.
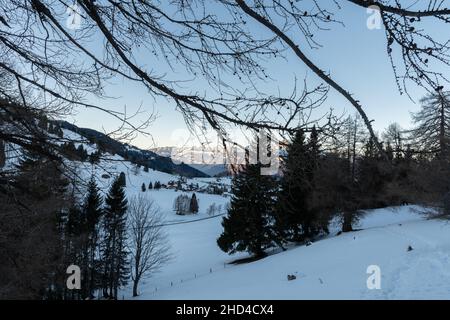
[56, 121, 209, 178]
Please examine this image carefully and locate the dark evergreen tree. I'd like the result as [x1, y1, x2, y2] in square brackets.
[62, 141, 77, 160]
[76, 144, 88, 161]
[356, 137, 391, 209]
[305, 126, 330, 234]
[0, 139, 5, 168]
[65, 205, 84, 299]
[82, 177, 103, 298]
[217, 163, 278, 258]
[9, 149, 70, 299]
[141, 183, 146, 192]
[118, 172, 126, 187]
[89, 151, 101, 164]
[276, 129, 315, 242]
[101, 175, 129, 299]
[189, 193, 199, 213]
[148, 182, 153, 190]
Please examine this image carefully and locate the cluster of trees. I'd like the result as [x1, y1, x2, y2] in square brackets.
[67, 173, 170, 299]
[0, 149, 70, 299]
[153, 181, 162, 190]
[206, 203, 225, 216]
[218, 91, 450, 258]
[173, 193, 199, 215]
[0, 152, 169, 299]
[59, 141, 101, 164]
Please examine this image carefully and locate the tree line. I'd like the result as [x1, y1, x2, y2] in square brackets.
[0, 151, 169, 299]
[218, 91, 450, 258]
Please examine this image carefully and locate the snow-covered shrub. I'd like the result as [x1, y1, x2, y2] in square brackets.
[173, 194, 190, 215]
[206, 203, 217, 216]
[207, 203, 224, 216]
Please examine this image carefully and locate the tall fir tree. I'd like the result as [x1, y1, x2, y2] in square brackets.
[189, 193, 199, 213]
[82, 176, 104, 298]
[356, 136, 390, 209]
[101, 175, 129, 299]
[276, 129, 315, 242]
[305, 126, 329, 234]
[217, 163, 278, 258]
[65, 205, 84, 299]
[11, 149, 70, 299]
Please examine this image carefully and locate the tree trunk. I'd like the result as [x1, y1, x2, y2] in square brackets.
[439, 95, 447, 157]
[0, 139, 5, 168]
[132, 278, 139, 297]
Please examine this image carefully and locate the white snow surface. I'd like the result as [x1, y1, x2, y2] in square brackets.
[130, 205, 450, 300]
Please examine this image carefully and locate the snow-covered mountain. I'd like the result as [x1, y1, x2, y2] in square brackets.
[151, 146, 233, 177]
[57, 121, 209, 178]
[187, 164, 231, 177]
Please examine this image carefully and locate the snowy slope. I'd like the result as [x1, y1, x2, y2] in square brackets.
[5, 125, 449, 300]
[132, 206, 450, 300]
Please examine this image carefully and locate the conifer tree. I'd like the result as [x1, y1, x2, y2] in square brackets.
[275, 129, 312, 242]
[12, 149, 70, 299]
[148, 182, 153, 190]
[189, 193, 199, 214]
[101, 175, 129, 299]
[82, 177, 103, 298]
[141, 183, 146, 192]
[217, 163, 278, 258]
[305, 126, 330, 234]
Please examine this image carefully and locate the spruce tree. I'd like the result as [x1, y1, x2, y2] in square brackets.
[65, 205, 84, 299]
[357, 137, 389, 209]
[305, 126, 329, 234]
[148, 182, 153, 190]
[217, 163, 278, 258]
[276, 129, 313, 242]
[119, 171, 126, 186]
[14, 149, 70, 298]
[101, 175, 129, 299]
[141, 183, 146, 192]
[82, 177, 103, 298]
[189, 193, 199, 213]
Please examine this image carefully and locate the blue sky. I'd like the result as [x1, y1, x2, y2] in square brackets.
[69, 2, 445, 149]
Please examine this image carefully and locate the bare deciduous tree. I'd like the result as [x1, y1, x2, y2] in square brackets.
[128, 195, 170, 297]
[3, 0, 449, 160]
[173, 194, 191, 215]
[411, 90, 450, 156]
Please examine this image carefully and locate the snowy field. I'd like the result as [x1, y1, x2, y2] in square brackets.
[129, 205, 450, 300]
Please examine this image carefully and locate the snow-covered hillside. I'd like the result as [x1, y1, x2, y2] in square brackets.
[130, 206, 450, 300]
[6, 125, 449, 300]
